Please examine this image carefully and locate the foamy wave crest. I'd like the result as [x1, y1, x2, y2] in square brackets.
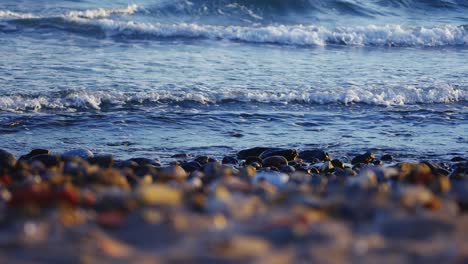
[63, 17, 468, 47]
[0, 10, 37, 19]
[66, 4, 138, 19]
[0, 84, 465, 112]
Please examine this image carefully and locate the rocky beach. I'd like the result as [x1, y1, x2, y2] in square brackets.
[0, 147, 467, 263]
[1, 0, 467, 263]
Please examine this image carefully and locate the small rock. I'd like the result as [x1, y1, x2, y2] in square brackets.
[263, 156, 288, 168]
[237, 147, 270, 159]
[373, 159, 383, 166]
[299, 149, 331, 162]
[181, 161, 202, 173]
[451, 157, 466, 162]
[19, 149, 50, 161]
[222, 156, 238, 165]
[62, 148, 94, 159]
[159, 165, 187, 181]
[351, 152, 375, 165]
[254, 170, 289, 188]
[279, 165, 295, 173]
[245, 156, 263, 166]
[88, 155, 114, 168]
[128, 158, 160, 167]
[259, 148, 298, 161]
[28, 154, 61, 168]
[321, 161, 335, 174]
[0, 149, 16, 170]
[331, 159, 344, 169]
[195, 156, 215, 165]
[381, 154, 394, 161]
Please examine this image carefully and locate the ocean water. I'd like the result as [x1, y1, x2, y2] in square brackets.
[0, 0, 466, 160]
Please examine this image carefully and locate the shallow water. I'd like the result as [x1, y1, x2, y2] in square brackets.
[0, 0, 467, 159]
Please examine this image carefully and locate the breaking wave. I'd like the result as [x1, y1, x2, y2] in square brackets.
[0, 84, 465, 112]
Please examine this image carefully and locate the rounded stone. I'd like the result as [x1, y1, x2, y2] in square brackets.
[159, 165, 187, 181]
[87, 155, 114, 168]
[245, 156, 263, 166]
[19, 149, 51, 161]
[62, 148, 94, 159]
[0, 149, 16, 170]
[381, 154, 394, 161]
[262, 156, 288, 168]
[181, 161, 202, 173]
[222, 156, 238, 165]
[351, 152, 375, 165]
[254, 170, 289, 187]
[299, 149, 331, 162]
[259, 148, 298, 161]
[237, 147, 270, 159]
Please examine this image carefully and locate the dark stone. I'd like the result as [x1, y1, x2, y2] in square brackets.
[351, 152, 375, 165]
[373, 159, 383, 166]
[320, 161, 335, 174]
[237, 147, 270, 160]
[331, 159, 344, 169]
[299, 150, 331, 162]
[381, 154, 394, 161]
[134, 165, 159, 178]
[194, 156, 215, 165]
[19, 149, 50, 161]
[450, 162, 467, 180]
[128, 158, 160, 167]
[181, 161, 202, 173]
[262, 156, 288, 168]
[87, 155, 114, 168]
[279, 165, 295, 173]
[222, 156, 238, 165]
[28, 154, 60, 168]
[249, 162, 262, 169]
[451, 157, 466, 162]
[259, 148, 298, 161]
[0, 149, 16, 171]
[116, 160, 139, 170]
[334, 168, 357, 177]
[245, 156, 263, 166]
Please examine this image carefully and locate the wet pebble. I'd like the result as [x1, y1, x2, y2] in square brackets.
[62, 148, 94, 159]
[262, 156, 288, 168]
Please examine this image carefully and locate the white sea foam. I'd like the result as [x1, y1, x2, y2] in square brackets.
[0, 84, 465, 112]
[0, 10, 37, 19]
[63, 17, 468, 47]
[66, 4, 138, 19]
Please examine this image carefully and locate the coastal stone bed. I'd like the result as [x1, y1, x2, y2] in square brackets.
[0, 147, 467, 263]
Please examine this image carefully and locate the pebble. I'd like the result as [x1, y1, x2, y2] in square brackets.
[19, 149, 51, 161]
[259, 148, 298, 161]
[299, 149, 331, 162]
[0, 149, 16, 171]
[254, 170, 289, 188]
[62, 148, 94, 159]
[237, 147, 270, 159]
[159, 165, 187, 182]
[351, 152, 375, 165]
[381, 154, 394, 161]
[28, 154, 61, 168]
[222, 156, 238, 165]
[88, 155, 114, 168]
[262, 156, 288, 168]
